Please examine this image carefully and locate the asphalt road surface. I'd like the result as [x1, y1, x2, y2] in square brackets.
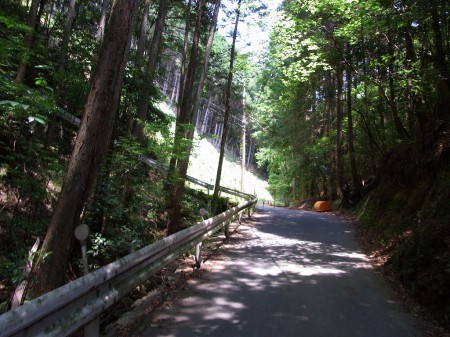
[134, 206, 424, 337]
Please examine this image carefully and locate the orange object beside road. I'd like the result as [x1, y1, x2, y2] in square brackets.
[313, 200, 332, 212]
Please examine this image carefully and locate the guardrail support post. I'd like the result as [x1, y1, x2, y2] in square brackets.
[225, 221, 230, 238]
[195, 242, 202, 268]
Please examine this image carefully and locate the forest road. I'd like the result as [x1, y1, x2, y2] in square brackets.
[133, 206, 424, 337]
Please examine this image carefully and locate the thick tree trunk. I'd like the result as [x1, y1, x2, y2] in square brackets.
[34, 0, 137, 296]
[211, 0, 241, 213]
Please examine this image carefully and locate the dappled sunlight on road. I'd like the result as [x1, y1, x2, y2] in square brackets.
[138, 207, 423, 337]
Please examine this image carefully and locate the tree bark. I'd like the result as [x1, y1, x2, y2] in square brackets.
[336, 67, 349, 207]
[177, 0, 192, 115]
[45, 0, 77, 147]
[430, 1, 450, 125]
[95, 0, 110, 45]
[191, 0, 221, 127]
[387, 34, 410, 140]
[57, 0, 77, 75]
[241, 79, 246, 193]
[15, 0, 41, 83]
[167, 0, 208, 234]
[134, 0, 170, 142]
[345, 53, 361, 194]
[34, 0, 138, 296]
[211, 0, 242, 213]
[166, 0, 193, 180]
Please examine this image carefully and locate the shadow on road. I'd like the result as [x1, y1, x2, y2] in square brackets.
[135, 207, 423, 337]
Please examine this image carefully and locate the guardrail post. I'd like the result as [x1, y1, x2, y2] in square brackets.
[224, 221, 230, 238]
[195, 242, 202, 268]
[75, 224, 100, 337]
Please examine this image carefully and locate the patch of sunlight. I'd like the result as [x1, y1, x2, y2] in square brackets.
[329, 252, 370, 261]
[229, 228, 372, 280]
[278, 263, 345, 276]
[204, 300, 244, 320]
[214, 297, 246, 309]
[251, 265, 284, 276]
[236, 278, 266, 290]
[187, 132, 272, 201]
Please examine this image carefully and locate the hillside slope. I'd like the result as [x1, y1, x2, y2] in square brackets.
[187, 135, 271, 201]
[355, 137, 450, 331]
[156, 101, 271, 202]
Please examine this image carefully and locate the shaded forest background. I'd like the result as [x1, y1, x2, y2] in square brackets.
[0, 0, 449, 331]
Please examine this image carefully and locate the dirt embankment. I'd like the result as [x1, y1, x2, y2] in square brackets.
[353, 137, 450, 333]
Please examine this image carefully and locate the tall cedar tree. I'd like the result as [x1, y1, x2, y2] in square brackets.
[167, 0, 208, 234]
[15, 0, 40, 83]
[34, 0, 138, 295]
[211, 0, 242, 212]
[133, 0, 170, 142]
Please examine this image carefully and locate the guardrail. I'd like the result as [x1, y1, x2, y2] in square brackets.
[0, 197, 257, 337]
[138, 156, 254, 200]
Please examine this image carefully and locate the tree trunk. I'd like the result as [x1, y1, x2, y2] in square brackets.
[133, 0, 170, 142]
[96, 0, 110, 44]
[57, 0, 77, 74]
[191, 0, 221, 127]
[177, 0, 192, 115]
[166, 0, 193, 181]
[15, 0, 41, 83]
[241, 80, 246, 192]
[167, 0, 207, 235]
[45, 0, 77, 147]
[345, 54, 360, 194]
[336, 67, 349, 207]
[387, 35, 410, 140]
[211, 0, 241, 213]
[34, 0, 138, 296]
[430, 1, 450, 127]
[136, 0, 152, 62]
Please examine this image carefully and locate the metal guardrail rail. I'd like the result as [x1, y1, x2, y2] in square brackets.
[138, 156, 254, 200]
[0, 198, 257, 337]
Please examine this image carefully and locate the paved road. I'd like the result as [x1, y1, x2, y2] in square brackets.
[134, 206, 424, 337]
